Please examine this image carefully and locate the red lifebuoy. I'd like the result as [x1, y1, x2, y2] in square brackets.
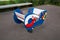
[26, 17, 36, 28]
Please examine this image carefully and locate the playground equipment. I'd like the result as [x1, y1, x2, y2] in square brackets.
[13, 7, 47, 32]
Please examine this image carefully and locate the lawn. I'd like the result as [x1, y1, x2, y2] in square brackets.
[0, 0, 60, 6]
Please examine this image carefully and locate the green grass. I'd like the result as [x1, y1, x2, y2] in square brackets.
[0, 0, 60, 6]
[0, 1, 15, 5]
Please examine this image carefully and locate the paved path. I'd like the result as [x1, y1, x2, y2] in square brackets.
[0, 5, 60, 40]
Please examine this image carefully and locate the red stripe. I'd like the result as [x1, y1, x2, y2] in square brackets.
[16, 14, 24, 19]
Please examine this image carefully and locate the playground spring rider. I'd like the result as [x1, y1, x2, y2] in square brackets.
[13, 8, 47, 32]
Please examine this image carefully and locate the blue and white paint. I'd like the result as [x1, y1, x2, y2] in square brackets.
[13, 7, 47, 32]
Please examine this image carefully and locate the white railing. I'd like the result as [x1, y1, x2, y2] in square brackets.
[0, 3, 32, 9]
